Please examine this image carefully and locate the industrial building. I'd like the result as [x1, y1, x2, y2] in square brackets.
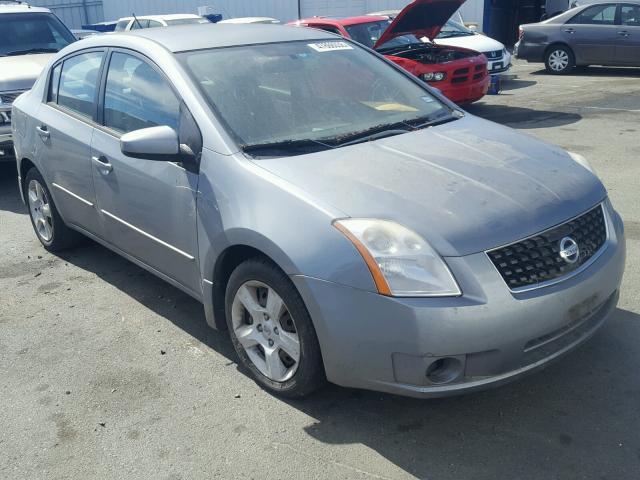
[28, 0, 546, 45]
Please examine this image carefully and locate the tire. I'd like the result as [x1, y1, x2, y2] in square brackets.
[225, 257, 325, 397]
[545, 45, 574, 75]
[24, 168, 82, 252]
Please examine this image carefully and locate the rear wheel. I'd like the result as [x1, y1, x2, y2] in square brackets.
[25, 168, 82, 251]
[545, 46, 574, 74]
[225, 257, 325, 397]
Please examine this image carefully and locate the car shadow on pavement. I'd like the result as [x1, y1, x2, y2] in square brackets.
[0, 163, 26, 214]
[51, 238, 640, 478]
[283, 307, 640, 479]
[465, 103, 582, 130]
[499, 79, 537, 91]
[531, 66, 640, 78]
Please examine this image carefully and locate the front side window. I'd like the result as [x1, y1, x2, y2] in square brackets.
[568, 4, 617, 25]
[0, 13, 75, 56]
[180, 40, 451, 154]
[57, 51, 103, 118]
[103, 52, 180, 134]
[621, 5, 640, 26]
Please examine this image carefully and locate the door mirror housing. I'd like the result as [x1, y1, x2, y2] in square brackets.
[120, 126, 180, 161]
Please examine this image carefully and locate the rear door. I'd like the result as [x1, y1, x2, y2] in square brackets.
[616, 4, 640, 64]
[35, 49, 105, 235]
[91, 49, 202, 294]
[563, 3, 619, 63]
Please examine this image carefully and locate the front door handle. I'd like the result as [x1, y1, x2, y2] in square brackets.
[36, 125, 50, 140]
[564, 28, 575, 33]
[618, 31, 630, 37]
[92, 155, 113, 174]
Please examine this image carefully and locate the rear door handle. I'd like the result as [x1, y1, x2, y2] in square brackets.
[36, 125, 50, 140]
[92, 155, 113, 174]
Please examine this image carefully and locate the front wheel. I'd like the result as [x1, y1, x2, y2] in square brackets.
[225, 258, 325, 397]
[545, 46, 574, 75]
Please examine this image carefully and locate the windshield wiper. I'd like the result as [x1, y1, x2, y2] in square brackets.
[241, 138, 334, 157]
[5, 48, 59, 56]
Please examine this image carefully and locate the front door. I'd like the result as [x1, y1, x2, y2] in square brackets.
[563, 3, 619, 64]
[35, 50, 105, 235]
[90, 50, 202, 294]
[616, 4, 640, 64]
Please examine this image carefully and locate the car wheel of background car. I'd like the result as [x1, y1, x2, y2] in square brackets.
[225, 257, 325, 397]
[25, 168, 82, 251]
[545, 46, 574, 75]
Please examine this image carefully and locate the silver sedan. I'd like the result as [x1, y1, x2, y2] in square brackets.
[12, 23, 625, 398]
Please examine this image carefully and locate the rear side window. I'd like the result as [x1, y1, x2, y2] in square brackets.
[57, 51, 104, 118]
[568, 4, 617, 25]
[103, 52, 180, 134]
[621, 5, 640, 26]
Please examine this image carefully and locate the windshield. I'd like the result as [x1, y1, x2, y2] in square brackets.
[180, 40, 453, 155]
[0, 13, 75, 56]
[437, 20, 475, 38]
[344, 20, 421, 49]
[166, 17, 209, 26]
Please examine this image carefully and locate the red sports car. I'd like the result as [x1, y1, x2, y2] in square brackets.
[290, 0, 489, 104]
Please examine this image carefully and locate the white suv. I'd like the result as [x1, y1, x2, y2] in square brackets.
[0, 1, 75, 162]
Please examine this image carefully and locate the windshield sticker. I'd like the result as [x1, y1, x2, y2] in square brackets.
[308, 41, 353, 52]
[421, 96, 436, 104]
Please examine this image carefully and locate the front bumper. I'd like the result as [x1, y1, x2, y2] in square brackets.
[293, 203, 625, 398]
[486, 51, 512, 74]
[439, 75, 490, 105]
[0, 110, 14, 161]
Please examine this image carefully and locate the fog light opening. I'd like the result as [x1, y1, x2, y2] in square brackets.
[425, 357, 463, 385]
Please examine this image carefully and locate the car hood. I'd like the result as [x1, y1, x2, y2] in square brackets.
[435, 33, 504, 52]
[374, 0, 466, 48]
[0, 54, 54, 92]
[252, 115, 606, 257]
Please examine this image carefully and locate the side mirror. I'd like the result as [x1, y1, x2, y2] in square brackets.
[120, 126, 180, 161]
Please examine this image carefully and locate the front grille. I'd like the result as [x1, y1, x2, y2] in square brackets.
[483, 49, 503, 60]
[451, 76, 468, 84]
[487, 204, 607, 290]
[453, 67, 469, 75]
[0, 91, 25, 105]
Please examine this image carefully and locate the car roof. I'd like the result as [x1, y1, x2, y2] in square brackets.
[75, 23, 336, 53]
[118, 13, 202, 22]
[0, 4, 51, 14]
[298, 15, 389, 26]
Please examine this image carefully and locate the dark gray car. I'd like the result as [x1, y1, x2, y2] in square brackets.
[517, 1, 640, 74]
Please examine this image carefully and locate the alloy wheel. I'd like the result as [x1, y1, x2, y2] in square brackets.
[548, 49, 569, 72]
[231, 281, 300, 382]
[28, 180, 54, 242]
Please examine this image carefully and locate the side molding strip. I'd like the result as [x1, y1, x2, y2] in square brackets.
[52, 183, 94, 207]
[101, 209, 195, 261]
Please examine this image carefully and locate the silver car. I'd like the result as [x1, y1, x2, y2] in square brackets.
[12, 24, 626, 398]
[517, 1, 640, 74]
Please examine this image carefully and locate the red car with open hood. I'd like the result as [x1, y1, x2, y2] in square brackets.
[290, 0, 489, 104]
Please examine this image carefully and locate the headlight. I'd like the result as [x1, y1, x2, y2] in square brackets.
[333, 219, 461, 297]
[568, 151, 595, 174]
[421, 72, 446, 82]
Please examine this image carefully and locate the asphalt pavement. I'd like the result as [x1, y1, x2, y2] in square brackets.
[1, 61, 639, 479]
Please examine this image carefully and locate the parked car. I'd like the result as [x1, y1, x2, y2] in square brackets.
[516, 1, 640, 74]
[13, 23, 625, 398]
[0, 2, 76, 163]
[369, 10, 511, 74]
[114, 14, 209, 32]
[218, 17, 280, 24]
[290, 0, 490, 104]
